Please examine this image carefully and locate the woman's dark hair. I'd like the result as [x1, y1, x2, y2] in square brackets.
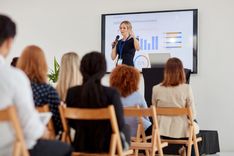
[11, 57, 19, 67]
[80, 51, 106, 106]
[0, 15, 16, 46]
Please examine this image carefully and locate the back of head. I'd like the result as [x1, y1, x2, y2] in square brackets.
[110, 65, 140, 97]
[10, 57, 19, 67]
[120, 20, 132, 31]
[56, 52, 81, 101]
[80, 51, 106, 106]
[162, 57, 186, 87]
[17, 45, 48, 83]
[81, 51, 106, 83]
[0, 14, 16, 46]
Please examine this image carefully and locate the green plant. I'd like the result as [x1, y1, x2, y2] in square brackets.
[48, 57, 60, 83]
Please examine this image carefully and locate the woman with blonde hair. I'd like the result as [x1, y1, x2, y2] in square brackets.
[111, 20, 140, 66]
[152, 57, 199, 155]
[56, 52, 82, 102]
[17, 45, 62, 134]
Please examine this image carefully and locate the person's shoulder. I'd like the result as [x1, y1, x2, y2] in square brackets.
[130, 91, 142, 98]
[8, 66, 30, 84]
[67, 85, 81, 94]
[127, 37, 134, 43]
[0, 66, 31, 93]
[103, 86, 118, 93]
[179, 83, 191, 89]
[129, 91, 145, 102]
[45, 83, 58, 92]
[152, 83, 162, 90]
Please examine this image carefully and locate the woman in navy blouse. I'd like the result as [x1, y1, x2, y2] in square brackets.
[17, 45, 62, 134]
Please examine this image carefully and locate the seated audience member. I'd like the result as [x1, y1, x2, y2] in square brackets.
[110, 65, 151, 137]
[0, 14, 71, 156]
[17, 45, 62, 135]
[152, 57, 199, 155]
[56, 52, 82, 102]
[10, 56, 18, 67]
[65, 51, 130, 152]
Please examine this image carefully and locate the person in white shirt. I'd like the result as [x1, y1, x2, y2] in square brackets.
[152, 57, 199, 155]
[0, 14, 72, 156]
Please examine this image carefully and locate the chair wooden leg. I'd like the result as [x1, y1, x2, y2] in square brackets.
[141, 125, 150, 156]
[13, 142, 21, 156]
[109, 134, 117, 156]
[187, 143, 192, 156]
[61, 132, 66, 142]
[193, 134, 200, 156]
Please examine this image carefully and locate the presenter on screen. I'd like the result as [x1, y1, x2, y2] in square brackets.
[111, 20, 140, 67]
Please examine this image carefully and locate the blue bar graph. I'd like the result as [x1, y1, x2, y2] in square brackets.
[140, 39, 143, 50]
[144, 40, 147, 50]
[138, 36, 158, 51]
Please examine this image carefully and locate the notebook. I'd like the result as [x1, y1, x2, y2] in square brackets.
[38, 112, 52, 125]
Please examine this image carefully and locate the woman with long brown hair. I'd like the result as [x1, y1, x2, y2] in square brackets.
[17, 45, 62, 134]
[152, 57, 199, 155]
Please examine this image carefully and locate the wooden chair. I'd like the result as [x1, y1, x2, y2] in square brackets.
[156, 105, 202, 156]
[124, 106, 168, 156]
[36, 104, 56, 139]
[0, 105, 29, 156]
[59, 105, 133, 156]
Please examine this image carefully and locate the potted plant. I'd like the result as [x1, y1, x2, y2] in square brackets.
[48, 57, 60, 83]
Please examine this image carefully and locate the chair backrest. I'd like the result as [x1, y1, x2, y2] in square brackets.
[124, 106, 167, 156]
[36, 104, 55, 139]
[156, 105, 201, 156]
[59, 105, 125, 156]
[0, 105, 29, 156]
[156, 105, 194, 125]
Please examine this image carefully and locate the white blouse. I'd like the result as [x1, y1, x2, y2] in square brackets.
[0, 55, 45, 155]
[152, 83, 199, 138]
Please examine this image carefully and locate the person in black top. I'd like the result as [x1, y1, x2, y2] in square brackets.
[111, 20, 140, 66]
[65, 51, 130, 153]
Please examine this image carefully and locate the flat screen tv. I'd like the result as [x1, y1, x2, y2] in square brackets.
[101, 9, 198, 73]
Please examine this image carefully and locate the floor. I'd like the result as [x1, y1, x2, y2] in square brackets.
[207, 152, 234, 156]
[137, 152, 234, 156]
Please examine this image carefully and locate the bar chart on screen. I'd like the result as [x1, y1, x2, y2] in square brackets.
[138, 35, 159, 51]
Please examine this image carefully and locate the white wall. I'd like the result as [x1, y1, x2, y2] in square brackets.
[1, 0, 234, 151]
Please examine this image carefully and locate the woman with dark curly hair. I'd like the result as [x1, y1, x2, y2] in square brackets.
[110, 65, 151, 137]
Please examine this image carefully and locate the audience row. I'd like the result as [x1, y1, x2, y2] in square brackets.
[0, 14, 199, 156]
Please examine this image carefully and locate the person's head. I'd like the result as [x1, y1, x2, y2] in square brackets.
[161, 57, 186, 87]
[0, 15, 16, 57]
[10, 57, 19, 67]
[56, 52, 81, 101]
[80, 51, 106, 83]
[17, 45, 48, 83]
[110, 65, 140, 97]
[119, 20, 132, 38]
[80, 51, 106, 106]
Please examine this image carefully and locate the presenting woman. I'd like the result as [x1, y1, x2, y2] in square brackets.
[111, 20, 140, 66]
